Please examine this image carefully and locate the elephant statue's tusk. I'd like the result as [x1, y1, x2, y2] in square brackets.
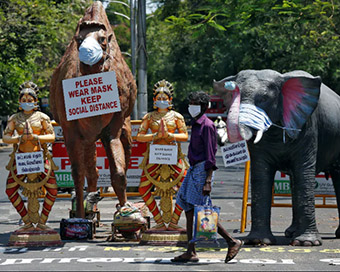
[254, 130, 264, 144]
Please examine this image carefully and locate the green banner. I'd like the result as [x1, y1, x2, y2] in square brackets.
[274, 180, 291, 194]
[55, 172, 75, 188]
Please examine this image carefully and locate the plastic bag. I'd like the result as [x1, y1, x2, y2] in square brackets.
[61, 218, 93, 239]
[191, 196, 220, 244]
[113, 202, 147, 233]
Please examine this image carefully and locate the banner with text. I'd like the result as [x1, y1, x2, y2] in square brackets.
[149, 144, 178, 165]
[62, 71, 121, 121]
[52, 141, 146, 188]
[274, 172, 335, 195]
[15, 151, 44, 175]
[221, 140, 250, 167]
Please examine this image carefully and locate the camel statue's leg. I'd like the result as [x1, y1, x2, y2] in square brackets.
[101, 116, 132, 207]
[120, 116, 132, 173]
[64, 135, 86, 218]
[84, 142, 99, 193]
[103, 136, 127, 206]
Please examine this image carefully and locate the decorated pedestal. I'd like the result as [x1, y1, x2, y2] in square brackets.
[8, 228, 63, 247]
[6, 140, 62, 247]
[139, 229, 187, 246]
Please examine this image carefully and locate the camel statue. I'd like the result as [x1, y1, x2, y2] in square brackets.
[50, 1, 137, 218]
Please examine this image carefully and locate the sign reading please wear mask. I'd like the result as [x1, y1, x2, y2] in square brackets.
[62, 71, 121, 121]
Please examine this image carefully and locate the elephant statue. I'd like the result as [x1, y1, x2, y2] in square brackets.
[50, 1, 137, 218]
[213, 69, 340, 246]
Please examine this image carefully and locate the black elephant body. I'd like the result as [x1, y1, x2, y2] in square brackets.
[214, 69, 340, 246]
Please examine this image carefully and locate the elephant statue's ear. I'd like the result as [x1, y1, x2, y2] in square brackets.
[213, 75, 237, 109]
[282, 76, 321, 139]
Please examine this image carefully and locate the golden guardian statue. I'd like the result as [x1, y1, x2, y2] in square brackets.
[3, 82, 61, 246]
[137, 80, 189, 231]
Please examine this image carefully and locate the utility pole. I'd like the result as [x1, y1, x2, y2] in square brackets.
[137, 0, 147, 119]
[130, 0, 138, 120]
[105, 0, 145, 119]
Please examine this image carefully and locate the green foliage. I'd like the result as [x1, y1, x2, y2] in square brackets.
[1, 0, 340, 119]
[105, 0, 133, 64]
[0, 0, 90, 116]
[147, 0, 340, 113]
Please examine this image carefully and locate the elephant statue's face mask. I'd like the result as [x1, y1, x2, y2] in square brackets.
[239, 104, 272, 132]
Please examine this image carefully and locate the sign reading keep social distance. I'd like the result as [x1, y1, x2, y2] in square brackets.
[149, 144, 178, 165]
[62, 71, 121, 121]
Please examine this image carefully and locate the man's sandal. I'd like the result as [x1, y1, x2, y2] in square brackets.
[225, 239, 244, 263]
[171, 254, 199, 263]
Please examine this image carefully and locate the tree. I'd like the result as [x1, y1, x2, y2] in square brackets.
[104, 0, 132, 62]
[0, 0, 90, 116]
[146, 0, 340, 113]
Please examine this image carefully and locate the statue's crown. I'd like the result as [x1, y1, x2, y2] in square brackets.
[153, 79, 173, 97]
[19, 81, 39, 95]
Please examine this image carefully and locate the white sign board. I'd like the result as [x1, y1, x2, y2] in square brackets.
[221, 140, 250, 167]
[62, 71, 121, 121]
[53, 125, 64, 140]
[149, 144, 178, 165]
[15, 151, 44, 175]
[131, 124, 141, 138]
[274, 172, 335, 195]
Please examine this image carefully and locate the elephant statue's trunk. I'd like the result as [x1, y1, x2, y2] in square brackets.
[226, 87, 244, 143]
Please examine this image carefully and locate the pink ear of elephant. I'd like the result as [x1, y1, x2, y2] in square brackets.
[282, 77, 320, 139]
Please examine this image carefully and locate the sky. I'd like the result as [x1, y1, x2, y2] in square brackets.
[103, 0, 157, 14]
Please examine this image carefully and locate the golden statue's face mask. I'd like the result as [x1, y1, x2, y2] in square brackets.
[154, 92, 172, 110]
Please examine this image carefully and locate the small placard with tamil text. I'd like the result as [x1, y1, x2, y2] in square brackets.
[221, 140, 250, 167]
[15, 151, 44, 175]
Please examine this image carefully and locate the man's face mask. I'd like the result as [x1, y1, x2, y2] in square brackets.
[78, 36, 103, 66]
[188, 105, 201, 118]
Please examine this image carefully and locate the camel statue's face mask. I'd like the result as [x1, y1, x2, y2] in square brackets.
[78, 36, 103, 66]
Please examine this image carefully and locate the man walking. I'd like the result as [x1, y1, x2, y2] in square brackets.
[171, 91, 243, 263]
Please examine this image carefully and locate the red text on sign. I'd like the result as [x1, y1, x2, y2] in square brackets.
[81, 95, 101, 105]
[61, 159, 71, 169]
[75, 77, 103, 88]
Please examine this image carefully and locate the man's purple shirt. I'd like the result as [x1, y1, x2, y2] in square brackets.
[188, 114, 218, 171]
